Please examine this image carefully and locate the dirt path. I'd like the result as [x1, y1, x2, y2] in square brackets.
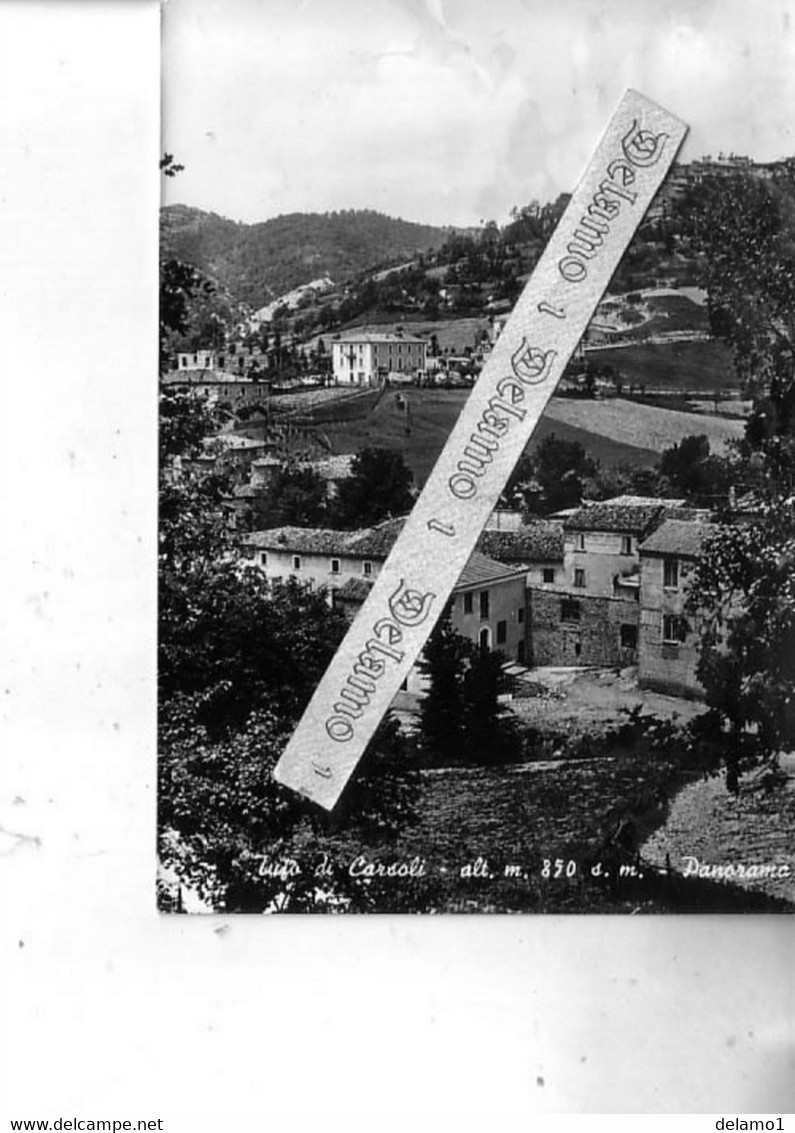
[508, 666, 704, 739]
[641, 754, 795, 906]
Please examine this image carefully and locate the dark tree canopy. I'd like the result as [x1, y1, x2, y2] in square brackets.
[683, 168, 795, 765]
[525, 434, 598, 516]
[330, 446, 414, 528]
[658, 434, 730, 504]
[417, 612, 519, 765]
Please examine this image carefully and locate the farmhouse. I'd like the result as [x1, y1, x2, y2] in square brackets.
[331, 330, 427, 386]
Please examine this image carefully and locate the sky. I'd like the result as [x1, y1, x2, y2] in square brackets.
[162, 0, 795, 228]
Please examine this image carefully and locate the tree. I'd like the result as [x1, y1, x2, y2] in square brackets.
[158, 391, 421, 910]
[417, 612, 519, 765]
[659, 434, 730, 503]
[159, 704, 421, 912]
[252, 464, 328, 529]
[687, 501, 795, 762]
[330, 446, 414, 528]
[683, 168, 795, 770]
[462, 647, 520, 762]
[159, 259, 216, 369]
[525, 434, 597, 516]
[417, 612, 472, 762]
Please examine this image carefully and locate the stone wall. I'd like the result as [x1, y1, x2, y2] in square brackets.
[528, 588, 639, 668]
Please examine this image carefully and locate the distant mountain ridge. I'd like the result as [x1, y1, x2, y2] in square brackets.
[160, 204, 456, 308]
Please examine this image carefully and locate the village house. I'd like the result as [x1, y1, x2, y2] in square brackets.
[331, 331, 427, 386]
[161, 368, 264, 407]
[300, 453, 356, 500]
[241, 517, 529, 671]
[240, 501, 725, 702]
[527, 499, 666, 668]
[638, 518, 717, 699]
[477, 521, 564, 589]
[176, 349, 218, 371]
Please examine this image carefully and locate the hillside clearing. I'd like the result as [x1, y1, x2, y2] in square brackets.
[545, 397, 744, 455]
[586, 340, 736, 391]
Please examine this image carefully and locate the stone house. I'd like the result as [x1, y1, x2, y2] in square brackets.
[477, 521, 564, 589]
[527, 500, 665, 668]
[638, 518, 717, 698]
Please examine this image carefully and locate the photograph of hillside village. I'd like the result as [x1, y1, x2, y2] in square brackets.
[158, 0, 795, 914]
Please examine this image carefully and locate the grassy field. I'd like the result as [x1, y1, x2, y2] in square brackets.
[332, 751, 792, 913]
[315, 388, 741, 484]
[546, 397, 745, 456]
[587, 340, 737, 392]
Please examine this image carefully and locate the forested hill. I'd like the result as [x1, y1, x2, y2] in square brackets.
[160, 204, 455, 308]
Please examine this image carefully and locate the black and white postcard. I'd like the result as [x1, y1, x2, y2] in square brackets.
[157, 0, 795, 916]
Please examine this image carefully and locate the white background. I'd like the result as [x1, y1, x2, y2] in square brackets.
[0, 1, 793, 1123]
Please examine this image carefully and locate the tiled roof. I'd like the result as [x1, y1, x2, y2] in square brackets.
[335, 578, 374, 603]
[596, 494, 686, 508]
[232, 485, 267, 499]
[242, 516, 410, 558]
[163, 371, 253, 385]
[565, 502, 663, 535]
[454, 551, 526, 589]
[640, 519, 718, 558]
[334, 331, 426, 345]
[477, 522, 564, 564]
[344, 517, 408, 557]
[243, 527, 352, 555]
[207, 434, 267, 451]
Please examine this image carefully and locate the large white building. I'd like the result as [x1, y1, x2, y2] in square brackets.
[176, 349, 218, 371]
[331, 331, 427, 386]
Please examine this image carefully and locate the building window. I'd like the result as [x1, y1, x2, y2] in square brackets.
[561, 598, 580, 622]
[479, 590, 490, 619]
[363, 560, 373, 577]
[576, 533, 586, 552]
[543, 568, 555, 584]
[663, 614, 688, 644]
[260, 552, 268, 566]
[479, 627, 490, 652]
[517, 607, 525, 624]
[517, 641, 526, 664]
[330, 558, 340, 574]
[496, 620, 507, 644]
[621, 535, 632, 555]
[663, 558, 679, 589]
[463, 592, 473, 615]
[574, 568, 586, 588]
[620, 624, 638, 650]
[292, 555, 302, 571]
